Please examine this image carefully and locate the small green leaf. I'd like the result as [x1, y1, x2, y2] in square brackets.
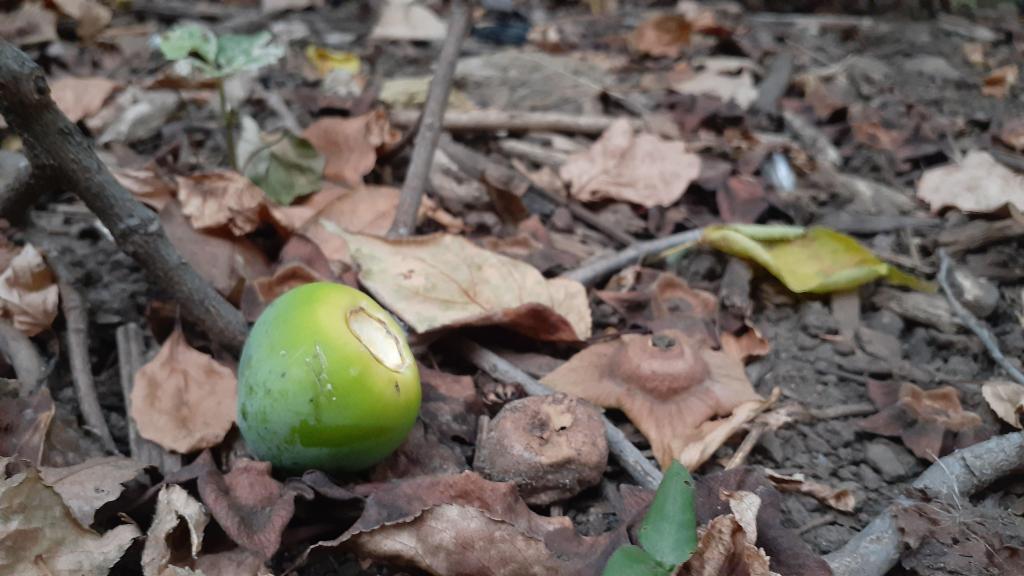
[602, 545, 672, 576]
[158, 24, 218, 64]
[215, 32, 285, 77]
[638, 460, 697, 567]
[238, 116, 324, 206]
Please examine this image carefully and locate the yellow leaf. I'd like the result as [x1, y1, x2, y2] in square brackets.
[304, 45, 361, 77]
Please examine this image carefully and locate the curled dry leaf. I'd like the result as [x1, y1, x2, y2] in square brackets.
[672, 57, 760, 110]
[917, 150, 1024, 214]
[629, 13, 692, 58]
[0, 243, 59, 337]
[305, 471, 614, 575]
[241, 261, 324, 321]
[40, 456, 148, 526]
[677, 389, 777, 471]
[860, 380, 983, 460]
[176, 170, 265, 236]
[981, 380, 1024, 428]
[764, 470, 856, 512]
[142, 484, 209, 576]
[130, 328, 237, 454]
[560, 118, 701, 208]
[0, 456, 141, 576]
[370, 0, 447, 42]
[982, 64, 1018, 98]
[113, 168, 175, 210]
[678, 490, 776, 576]
[50, 76, 119, 123]
[342, 231, 592, 341]
[541, 329, 762, 468]
[303, 109, 400, 186]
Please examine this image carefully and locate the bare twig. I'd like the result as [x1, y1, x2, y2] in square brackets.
[0, 40, 248, 353]
[938, 250, 1024, 386]
[724, 422, 767, 470]
[388, 1, 472, 237]
[116, 322, 181, 473]
[825, 431, 1024, 576]
[455, 338, 663, 490]
[495, 138, 569, 169]
[806, 402, 877, 420]
[389, 108, 644, 136]
[0, 150, 35, 223]
[561, 228, 704, 287]
[0, 317, 44, 397]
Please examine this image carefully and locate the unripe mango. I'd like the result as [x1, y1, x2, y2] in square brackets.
[237, 282, 420, 472]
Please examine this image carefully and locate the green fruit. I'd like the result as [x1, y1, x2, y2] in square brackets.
[238, 282, 421, 472]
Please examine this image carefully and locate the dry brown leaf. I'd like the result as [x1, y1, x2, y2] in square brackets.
[241, 261, 324, 321]
[419, 366, 484, 443]
[341, 231, 592, 341]
[0, 2, 57, 46]
[542, 329, 762, 468]
[765, 470, 856, 512]
[981, 380, 1024, 428]
[560, 119, 700, 208]
[0, 385, 55, 466]
[176, 170, 265, 236]
[0, 456, 141, 576]
[678, 390, 777, 470]
[629, 13, 691, 58]
[917, 150, 1024, 214]
[998, 119, 1024, 152]
[305, 471, 614, 575]
[142, 484, 209, 576]
[301, 185, 401, 266]
[194, 548, 272, 576]
[982, 64, 1018, 98]
[130, 328, 237, 454]
[672, 57, 760, 110]
[860, 380, 983, 460]
[51, 0, 112, 39]
[678, 490, 776, 576]
[40, 456, 148, 526]
[50, 76, 119, 123]
[303, 109, 400, 186]
[113, 168, 175, 210]
[0, 243, 59, 337]
[264, 184, 346, 233]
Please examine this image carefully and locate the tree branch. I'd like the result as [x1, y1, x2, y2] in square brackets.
[0, 40, 248, 353]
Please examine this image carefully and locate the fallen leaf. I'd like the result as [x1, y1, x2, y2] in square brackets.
[559, 119, 701, 208]
[304, 45, 360, 77]
[50, 76, 119, 123]
[629, 14, 692, 58]
[0, 2, 57, 46]
[372, 419, 468, 481]
[265, 185, 347, 233]
[131, 328, 237, 453]
[0, 243, 59, 337]
[701, 224, 932, 294]
[93, 88, 182, 145]
[764, 470, 856, 512]
[419, 366, 483, 444]
[0, 385, 55, 466]
[341, 231, 592, 341]
[303, 109, 400, 186]
[860, 380, 983, 460]
[195, 548, 272, 576]
[236, 116, 324, 206]
[963, 42, 985, 67]
[672, 57, 760, 110]
[717, 176, 768, 223]
[677, 391, 776, 471]
[113, 168, 175, 210]
[982, 64, 1018, 98]
[142, 484, 209, 576]
[597, 270, 718, 338]
[51, 0, 111, 39]
[370, 0, 447, 42]
[0, 456, 140, 576]
[678, 491, 774, 576]
[241, 261, 324, 321]
[998, 119, 1024, 151]
[542, 330, 761, 468]
[40, 457, 148, 526]
[981, 380, 1024, 428]
[917, 150, 1024, 214]
[305, 471, 614, 575]
[176, 170, 266, 236]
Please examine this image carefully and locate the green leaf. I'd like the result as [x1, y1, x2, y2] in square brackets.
[638, 460, 698, 567]
[158, 24, 218, 64]
[214, 32, 285, 77]
[701, 224, 935, 294]
[601, 545, 673, 576]
[237, 117, 324, 206]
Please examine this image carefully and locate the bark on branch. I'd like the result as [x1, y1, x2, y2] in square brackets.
[0, 40, 248, 352]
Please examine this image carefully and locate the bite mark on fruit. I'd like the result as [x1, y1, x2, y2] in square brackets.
[348, 307, 406, 372]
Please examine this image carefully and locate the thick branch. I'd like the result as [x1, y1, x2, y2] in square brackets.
[0, 40, 248, 353]
[388, 1, 472, 237]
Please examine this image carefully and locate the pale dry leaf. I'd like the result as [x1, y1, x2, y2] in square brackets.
[981, 380, 1024, 428]
[94, 88, 182, 145]
[51, 0, 112, 39]
[303, 109, 400, 186]
[131, 328, 237, 454]
[265, 185, 347, 233]
[40, 457, 148, 526]
[0, 2, 57, 46]
[542, 330, 762, 468]
[176, 170, 265, 236]
[678, 490, 776, 576]
[982, 64, 1018, 98]
[0, 243, 59, 337]
[50, 76, 119, 123]
[917, 150, 1024, 214]
[142, 484, 209, 576]
[300, 185, 401, 266]
[370, 0, 446, 42]
[628, 13, 691, 58]
[764, 470, 856, 513]
[341, 231, 592, 341]
[672, 57, 760, 110]
[114, 168, 175, 210]
[0, 457, 141, 576]
[560, 119, 700, 208]
[677, 394, 774, 471]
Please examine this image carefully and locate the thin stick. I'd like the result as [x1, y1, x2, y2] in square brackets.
[561, 228, 704, 287]
[938, 249, 1024, 386]
[0, 40, 249, 353]
[455, 338, 663, 490]
[724, 423, 767, 470]
[0, 317, 44, 397]
[388, 1, 472, 238]
[389, 108, 645, 136]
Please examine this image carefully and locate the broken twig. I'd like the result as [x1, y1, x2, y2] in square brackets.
[561, 228, 704, 287]
[389, 1, 472, 237]
[390, 108, 643, 136]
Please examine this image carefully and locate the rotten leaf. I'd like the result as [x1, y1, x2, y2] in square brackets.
[176, 170, 266, 236]
[142, 484, 209, 576]
[764, 470, 856, 512]
[40, 457, 148, 526]
[0, 243, 59, 337]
